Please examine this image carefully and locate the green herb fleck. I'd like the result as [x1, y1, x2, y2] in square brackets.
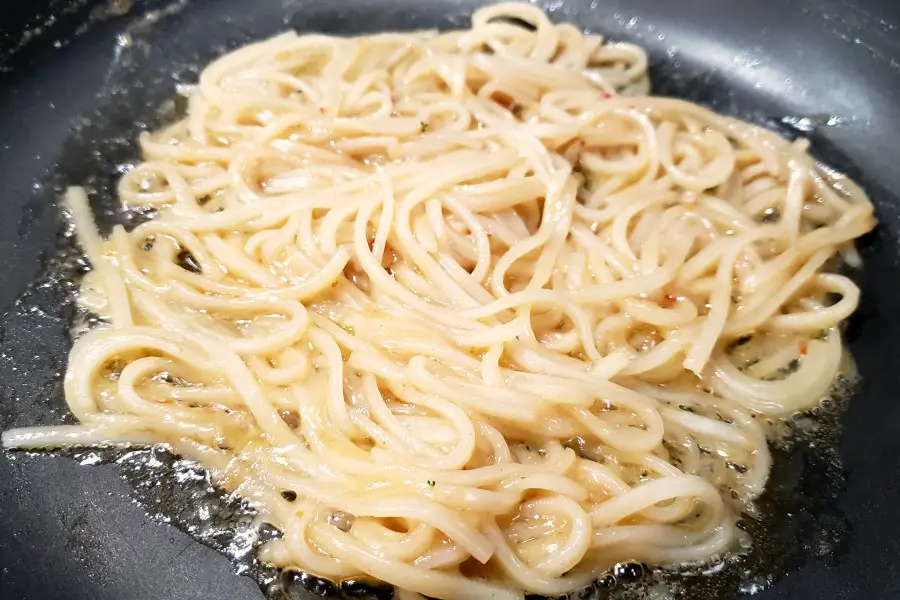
[426, 480, 436, 488]
[420, 121, 429, 133]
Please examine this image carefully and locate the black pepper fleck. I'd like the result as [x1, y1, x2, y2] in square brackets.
[613, 561, 645, 582]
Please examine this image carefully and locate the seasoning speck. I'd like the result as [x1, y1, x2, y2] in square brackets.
[327, 509, 356, 532]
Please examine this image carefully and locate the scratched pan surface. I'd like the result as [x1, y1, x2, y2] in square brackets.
[2, 1, 900, 599]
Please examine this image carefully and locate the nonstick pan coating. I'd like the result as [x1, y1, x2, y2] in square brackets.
[2, 1, 900, 599]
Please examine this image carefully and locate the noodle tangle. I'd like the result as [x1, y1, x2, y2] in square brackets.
[2, 4, 875, 599]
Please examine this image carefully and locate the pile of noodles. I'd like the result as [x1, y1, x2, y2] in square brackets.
[2, 3, 875, 599]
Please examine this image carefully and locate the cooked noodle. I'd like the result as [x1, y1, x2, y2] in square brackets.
[1, 3, 876, 599]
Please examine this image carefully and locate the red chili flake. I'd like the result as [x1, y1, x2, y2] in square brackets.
[279, 409, 301, 429]
[601, 91, 612, 99]
[490, 90, 515, 109]
[381, 241, 397, 270]
[661, 292, 677, 308]
[799, 340, 809, 355]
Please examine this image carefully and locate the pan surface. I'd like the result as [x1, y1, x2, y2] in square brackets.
[1, 1, 900, 599]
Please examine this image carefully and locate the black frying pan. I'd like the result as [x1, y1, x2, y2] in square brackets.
[2, 1, 900, 599]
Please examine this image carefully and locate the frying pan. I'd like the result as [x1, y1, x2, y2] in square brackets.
[2, 1, 900, 599]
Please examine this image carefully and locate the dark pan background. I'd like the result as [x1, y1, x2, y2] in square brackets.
[1, 1, 900, 599]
